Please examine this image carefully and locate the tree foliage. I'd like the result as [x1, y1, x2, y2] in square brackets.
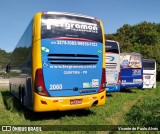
[0, 49, 11, 69]
[105, 22, 160, 80]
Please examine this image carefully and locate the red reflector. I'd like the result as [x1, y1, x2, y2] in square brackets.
[101, 95, 104, 99]
[53, 100, 58, 102]
[41, 100, 47, 104]
[118, 72, 121, 84]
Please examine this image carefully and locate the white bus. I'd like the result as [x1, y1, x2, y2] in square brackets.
[105, 40, 120, 92]
[143, 59, 156, 88]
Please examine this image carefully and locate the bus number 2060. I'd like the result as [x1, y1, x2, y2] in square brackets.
[50, 84, 63, 90]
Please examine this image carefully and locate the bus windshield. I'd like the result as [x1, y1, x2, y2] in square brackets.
[41, 14, 102, 43]
[106, 41, 119, 54]
[143, 60, 155, 70]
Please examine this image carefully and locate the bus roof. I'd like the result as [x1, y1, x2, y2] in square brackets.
[106, 40, 119, 44]
[120, 52, 142, 56]
[143, 59, 156, 62]
[41, 11, 95, 20]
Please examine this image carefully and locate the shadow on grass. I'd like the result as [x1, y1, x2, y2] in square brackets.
[106, 93, 113, 97]
[1, 91, 95, 121]
[120, 88, 137, 93]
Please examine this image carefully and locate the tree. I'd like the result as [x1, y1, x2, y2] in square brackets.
[0, 49, 11, 69]
[105, 22, 160, 80]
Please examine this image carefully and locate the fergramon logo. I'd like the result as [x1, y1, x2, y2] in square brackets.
[42, 19, 98, 33]
[2, 126, 11, 131]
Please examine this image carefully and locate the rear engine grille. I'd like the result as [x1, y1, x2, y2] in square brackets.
[106, 63, 117, 69]
[48, 54, 99, 65]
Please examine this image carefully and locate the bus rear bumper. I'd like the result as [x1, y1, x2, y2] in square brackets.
[143, 84, 156, 89]
[106, 84, 120, 92]
[120, 83, 143, 89]
[33, 91, 106, 112]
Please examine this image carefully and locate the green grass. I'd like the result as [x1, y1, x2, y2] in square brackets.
[124, 83, 160, 127]
[0, 83, 160, 133]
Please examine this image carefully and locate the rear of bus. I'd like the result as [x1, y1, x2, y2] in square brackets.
[33, 12, 106, 112]
[120, 53, 143, 89]
[143, 59, 156, 88]
[105, 40, 120, 92]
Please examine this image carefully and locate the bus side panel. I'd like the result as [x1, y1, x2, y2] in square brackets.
[9, 20, 33, 109]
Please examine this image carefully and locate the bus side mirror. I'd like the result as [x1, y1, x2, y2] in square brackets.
[6, 63, 10, 73]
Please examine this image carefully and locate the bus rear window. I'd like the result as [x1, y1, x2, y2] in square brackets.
[106, 41, 119, 54]
[143, 61, 155, 70]
[41, 14, 102, 43]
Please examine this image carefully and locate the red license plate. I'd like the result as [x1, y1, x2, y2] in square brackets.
[70, 99, 82, 105]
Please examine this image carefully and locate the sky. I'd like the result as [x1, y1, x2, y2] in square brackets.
[0, 0, 160, 52]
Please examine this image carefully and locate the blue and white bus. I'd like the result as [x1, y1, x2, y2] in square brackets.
[105, 40, 120, 92]
[120, 52, 143, 89]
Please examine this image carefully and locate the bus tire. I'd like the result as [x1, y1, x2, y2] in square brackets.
[9, 83, 11, 92]
[19, 86, 25, 106]
[120, 88, 125, 92]
[138, 86, 143, 90]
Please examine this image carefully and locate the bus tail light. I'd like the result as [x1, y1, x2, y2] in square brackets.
[98, 68, 106, 93]
[142, 75, 144, 82]
[35, 68, 50, 96]
[117, 72, 121, 84]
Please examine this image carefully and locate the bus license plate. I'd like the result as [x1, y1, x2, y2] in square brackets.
[70, 99, 82, 105]
[145, 76, 150, 79]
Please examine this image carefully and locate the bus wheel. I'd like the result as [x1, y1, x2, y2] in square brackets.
[138, 87, 143, 90]
[9, 83, 11, 92]
[19, 86, 25, 106]
[120, 88, 125, 92]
